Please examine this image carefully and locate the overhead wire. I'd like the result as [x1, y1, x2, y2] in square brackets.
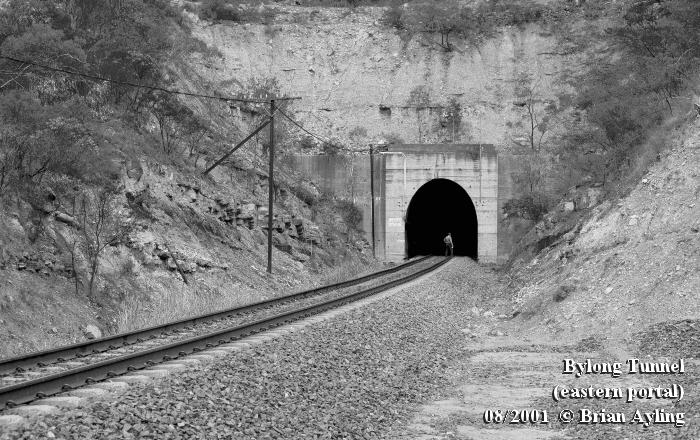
[1, 54, 304, 179]
[224, 148, 301, 190]
[2, 55, 364, 181]
[302, 106, 381, 154]
[275, 106, 360, 154]
[0, 55, 300, 103]
[216, 118, 301, 185]
[2, 55, 365, 158]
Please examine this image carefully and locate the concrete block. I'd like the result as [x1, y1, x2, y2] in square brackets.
[245, 335, 275, 343]
[91, 381, 130, 391]
[156, 363, 187, 371]
[67, 387, 110, 398]
[169, 358, 201, 366]
[210, 345, 246, 353]
[31, 396, 84, 408]
[7, 404, 58, 416]
[39, 367, 66, 374]
[223, 342, 251, 350]
[138, 369, 171, 378]
[199, 349, 230, 357]
[0, 415, 25, 427]
[59, 361, 86, 369]
[108, 375, 152, 384]
[186, 354, 216, 362]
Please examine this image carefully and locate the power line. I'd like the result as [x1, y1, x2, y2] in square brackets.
[2, 55, 370, 156]
[247, 147, 301, 184]
[0, 55, 300, 103]
[2, 55, 312, 276]
[276, 107, 357, 154]
[2, 56, 303, 176]
[216, 141, 300, 186]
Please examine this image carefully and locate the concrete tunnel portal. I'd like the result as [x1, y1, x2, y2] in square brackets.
[405, 178, 478, 259]
[291, 144, 499, 263]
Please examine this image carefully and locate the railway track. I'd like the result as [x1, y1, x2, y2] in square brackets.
[0, 256, 449, 410]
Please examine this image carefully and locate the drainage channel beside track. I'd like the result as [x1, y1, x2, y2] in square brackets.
[0, 256, 448, 410]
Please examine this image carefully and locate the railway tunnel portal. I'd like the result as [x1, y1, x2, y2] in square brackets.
[405, 178, 478, 259]
[289, 143, 500, 263]
[372, 144, 498, 263]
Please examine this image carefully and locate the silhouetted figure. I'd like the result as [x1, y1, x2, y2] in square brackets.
[443, 232, 453, 256]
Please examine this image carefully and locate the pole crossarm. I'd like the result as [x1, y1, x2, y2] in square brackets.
[202, 119, 271, 176]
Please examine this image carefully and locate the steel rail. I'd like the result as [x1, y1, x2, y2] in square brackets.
[0, 257, 449, 409]
[0, 256, 431, 375]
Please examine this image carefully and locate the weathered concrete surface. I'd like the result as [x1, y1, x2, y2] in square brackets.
[379, 144, 498, 262]
[287, 155, 373, 239]
[291, 144, 502, 263]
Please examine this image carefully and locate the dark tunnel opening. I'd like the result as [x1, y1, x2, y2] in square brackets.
[405, 178, 478, 259]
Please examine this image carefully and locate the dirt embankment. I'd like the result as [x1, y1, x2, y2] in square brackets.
[394, 120, 700, 438]
[0, 155, 376, 359]
[504, 119, 699, 344]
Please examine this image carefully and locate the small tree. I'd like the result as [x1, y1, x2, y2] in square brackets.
[0, 91, 92, 194]
[75, 187, 129, 298]
[336, 198, 363, 242]
[182, 115, 208, 165]
[407, 1, 461, 51]
[513, 75, 556, 152]
[147, 93, 195, 155]
[382, 1, 406, 30]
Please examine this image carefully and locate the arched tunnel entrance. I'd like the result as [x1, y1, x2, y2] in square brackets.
[405, 178, 478, 259]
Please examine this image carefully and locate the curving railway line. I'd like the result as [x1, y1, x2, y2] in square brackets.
[0, 256, 449, 411]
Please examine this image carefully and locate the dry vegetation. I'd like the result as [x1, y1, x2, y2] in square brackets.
[0, 0, 698, 352]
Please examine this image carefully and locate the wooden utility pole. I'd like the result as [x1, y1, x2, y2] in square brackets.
[267, 99, 275, 274]
[204, 96, 300, 276]
[369, 145, 375, 258]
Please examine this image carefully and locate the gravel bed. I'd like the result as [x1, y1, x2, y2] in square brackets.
[0, 257, 474, 439]
[0, 258, 437, 388]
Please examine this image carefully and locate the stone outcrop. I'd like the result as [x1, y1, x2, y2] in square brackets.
[193, 7, 570, 154]
[507, 183, 606, 265]
[83, 324, 102, 340]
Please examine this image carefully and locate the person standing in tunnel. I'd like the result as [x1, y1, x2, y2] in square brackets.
[443, 232, 454, 256]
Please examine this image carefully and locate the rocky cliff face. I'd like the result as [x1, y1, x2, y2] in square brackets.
[191, 6, 570, 151]
[509, 118, 700, 341]
[0, 137, 373, 358]
[187, 5, 575, 260]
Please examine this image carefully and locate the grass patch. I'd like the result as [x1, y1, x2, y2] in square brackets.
[115, 256, 380, 333]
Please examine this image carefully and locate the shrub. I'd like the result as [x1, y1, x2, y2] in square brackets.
[380, 133, 404, 146]
[321, 139, 346, 155]
[288, 179, 321, 206]
[198, 0, 278, 23]
[348, 126, 368, 141]
[0, 90, 119, 194]
[336, 199, 363, 232]
[552, 0, 700, 188]
[381, 2, 406, 29]
[503, 194, 549, 222]
[72, 187, 132, 298]
[199, 0, 243, 21]
[298, 135, 316, 150]
[379, 0, 552, 50]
